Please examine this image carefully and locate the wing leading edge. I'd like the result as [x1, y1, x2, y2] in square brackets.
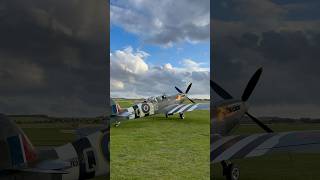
[166, 103, 209, 115]
[211, 130, 320, 163]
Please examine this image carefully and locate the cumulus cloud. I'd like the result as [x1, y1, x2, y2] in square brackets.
[110, 79, 124, 90]
[181, 59, 209, 72]
[111, 47, 209, 99]
[111, 0, 210, 46]
[163, 63, 174, 71]
[110, 47, 149, 74]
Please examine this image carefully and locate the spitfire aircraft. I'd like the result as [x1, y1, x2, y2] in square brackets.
[0, 114, 109, 180]
[111, 83, 209, 127]
[211, 68, 320, 180]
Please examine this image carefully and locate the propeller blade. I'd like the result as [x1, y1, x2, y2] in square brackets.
[185, 83, 192, 94]
[175, 86, 183, 93]
[242, 68, 263, 102]
[246, 112, 273, 133]
[187, 96, 195, 104]
[210, 80, 233, 99]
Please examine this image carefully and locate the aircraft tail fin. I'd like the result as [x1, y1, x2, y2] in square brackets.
[111, 99, 122, 115]
[0, 114, 37, 169]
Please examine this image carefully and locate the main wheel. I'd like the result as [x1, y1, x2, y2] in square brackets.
[179, 113, 185, 119]
[226, 164, 240, 180]
[114, 121, 121, 127]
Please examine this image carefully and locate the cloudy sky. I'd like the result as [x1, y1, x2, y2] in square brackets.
[212, 0, 320, 118]
[0, 0, 107, 117]
[110, 0, 210, 99]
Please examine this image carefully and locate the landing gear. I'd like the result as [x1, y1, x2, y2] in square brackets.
[221, 160, 240, 180]
[179, 113, 185, 119]
[114, 121, 121, 127]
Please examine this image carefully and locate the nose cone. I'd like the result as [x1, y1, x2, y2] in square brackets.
[176, 94, 183, 100]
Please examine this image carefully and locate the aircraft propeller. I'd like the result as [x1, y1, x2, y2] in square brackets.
[175, 83, 195, 103]
[241, 68, 263, 102]
[211, 67, 273, 133]
[175, 86, 183, 94]
[210, 81, 233, 100]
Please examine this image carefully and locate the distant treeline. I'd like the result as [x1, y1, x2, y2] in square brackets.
[112, 98, 210, 101]
[241, 116, 320, 124]
[9, 114, 48, 118]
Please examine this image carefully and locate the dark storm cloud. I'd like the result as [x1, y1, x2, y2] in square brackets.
[0, 0, 108, 117]
[212, 0, 320, 118]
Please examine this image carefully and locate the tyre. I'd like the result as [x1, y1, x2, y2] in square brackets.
[226, 164, 240, 180]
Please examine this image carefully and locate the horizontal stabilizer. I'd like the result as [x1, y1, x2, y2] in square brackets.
[7, 167, 68, 174]
[6, 159, 71, 174]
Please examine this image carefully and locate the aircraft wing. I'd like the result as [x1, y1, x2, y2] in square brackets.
[165, 103, 209, 115]
[116, 110, 135, 119]
[5, 159, 70, 174]
[7, 167, 68, 174]
[110, 110, 135, 123]
[211, 130, 320, 163]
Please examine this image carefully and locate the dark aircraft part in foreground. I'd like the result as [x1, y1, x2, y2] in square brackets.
[0, 114, 109, 180]
[211, 67, 273, 134]
[211, 67, 272, 180]
[0, 114, 37, 170]
[211, 67, 320, 180]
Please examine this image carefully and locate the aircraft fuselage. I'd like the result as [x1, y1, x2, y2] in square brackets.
[211, 99, 247, 137]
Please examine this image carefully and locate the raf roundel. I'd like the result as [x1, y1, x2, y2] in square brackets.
[141, 103, 150, 113]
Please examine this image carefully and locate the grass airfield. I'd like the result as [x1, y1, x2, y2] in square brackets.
[211, 123, 320, 180]
[111, 100, 210, 179]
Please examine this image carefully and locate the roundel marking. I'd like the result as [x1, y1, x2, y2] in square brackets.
[72, 137, 96, 179]
[141, 103, 150, 113]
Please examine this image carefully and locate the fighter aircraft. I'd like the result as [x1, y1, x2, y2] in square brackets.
[211, 68, 320, 180]
[111, 83, 209, 127]
[0, 113, 109, 180]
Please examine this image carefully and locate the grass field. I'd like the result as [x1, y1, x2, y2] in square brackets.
[111, 100, 210, 179]
[211, 123, 320, 180]
[21, 123, 107, 180]
[114, 99, 134, 108]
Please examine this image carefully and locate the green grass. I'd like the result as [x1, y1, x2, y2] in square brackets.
[111, 111, 210, 180]
[211, 123, 320, 180]
[21, 124, 107, 180]
[115, 99, 135, 108]
[22, 127, 75, 146]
